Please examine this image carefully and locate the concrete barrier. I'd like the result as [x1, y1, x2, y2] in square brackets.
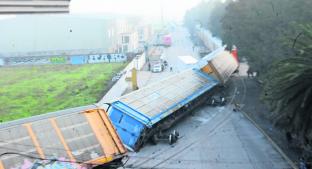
[99, 52, 146, 103]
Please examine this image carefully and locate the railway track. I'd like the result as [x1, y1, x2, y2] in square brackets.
[126, 80, 239, 169]
[233, 73, 297, 169]
[126, 74, 296, 169]
[125, 109, 232, 169]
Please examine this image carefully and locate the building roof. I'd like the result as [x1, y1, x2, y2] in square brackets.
[0, 0, 70, 14]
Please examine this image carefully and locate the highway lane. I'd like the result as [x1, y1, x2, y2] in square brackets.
[134, 27, 200, 88]
[162, 26, 200, 72]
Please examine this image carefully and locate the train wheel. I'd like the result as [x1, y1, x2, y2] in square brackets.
[169, 134, 174, 145]
[173, 130, 179, 140]
[211, 99, 215, 106]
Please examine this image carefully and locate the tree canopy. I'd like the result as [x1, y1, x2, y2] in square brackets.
[264, 25, 312, 142]
[184, 0, 312, 146]
[185, 0, 312, 74]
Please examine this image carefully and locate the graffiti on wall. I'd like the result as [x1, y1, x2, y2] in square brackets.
[88, 54, 127, 63]
[70, 55, 87, 65]
[3, 53, 126, 66]
[7, 57, 50, 66]
[50, 56, 67, 64]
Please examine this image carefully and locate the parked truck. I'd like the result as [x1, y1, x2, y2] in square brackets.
[162, 34, 172, 47]
[148, 47, 165, 73]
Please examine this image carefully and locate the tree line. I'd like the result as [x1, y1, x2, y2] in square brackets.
[184, 0, 312, 149]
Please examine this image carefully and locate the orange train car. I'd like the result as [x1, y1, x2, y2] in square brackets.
[200, 50, 239, 84]
[0, 107, 127, 169]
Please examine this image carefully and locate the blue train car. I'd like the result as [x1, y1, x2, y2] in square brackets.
[108, 69, 219, 151]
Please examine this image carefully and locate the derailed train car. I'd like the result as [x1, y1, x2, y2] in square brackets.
[0, 107, 127, 169]
[108, 50, 239, 151]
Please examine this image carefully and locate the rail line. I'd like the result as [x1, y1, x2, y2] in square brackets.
[235, 75, 297, 169]
[129, 79, 240, 168]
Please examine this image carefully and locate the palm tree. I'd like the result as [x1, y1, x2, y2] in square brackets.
[264, 24, 312, 144]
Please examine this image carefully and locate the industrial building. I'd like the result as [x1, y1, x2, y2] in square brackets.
[0, 14, 154, 66]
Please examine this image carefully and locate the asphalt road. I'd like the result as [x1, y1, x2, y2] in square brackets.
[162, 27, 200, 72]
[135, 27, 201, 87]
[122, 27, 291, 169]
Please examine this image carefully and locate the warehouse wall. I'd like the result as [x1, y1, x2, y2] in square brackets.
[0, 15, 113, 54]
[7, 57, 50, 65]
[3, 53, 127, 66]
[70, 55, 87, 65]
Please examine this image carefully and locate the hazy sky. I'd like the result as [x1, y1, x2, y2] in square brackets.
[70, 0, 201, 21]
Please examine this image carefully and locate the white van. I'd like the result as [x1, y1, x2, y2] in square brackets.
[152, 63, 162, 73]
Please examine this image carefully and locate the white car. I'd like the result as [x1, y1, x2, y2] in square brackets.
[152, 64, 162, 73]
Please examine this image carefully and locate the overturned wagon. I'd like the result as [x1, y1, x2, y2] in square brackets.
[107, 50, 238, 151]
[108, 69, 219, 151]
[0, 107, 127, 169]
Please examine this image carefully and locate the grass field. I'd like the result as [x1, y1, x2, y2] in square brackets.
[0, 63, 126, 122]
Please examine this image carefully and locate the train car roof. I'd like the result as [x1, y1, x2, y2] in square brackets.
[195, 47, 225, 69]
[0, 107, 127, 168]
[0, 104, 97, 129]
[114, 69, 218, 126]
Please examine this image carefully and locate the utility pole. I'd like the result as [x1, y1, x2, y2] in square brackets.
[132, 68, 138, 90]
[160, 0, 164, 27]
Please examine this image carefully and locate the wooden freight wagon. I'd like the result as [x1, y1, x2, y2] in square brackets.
[107, 49, 239, 151]
[0, 107, 127, 169]
[107, 69, 219, 151]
